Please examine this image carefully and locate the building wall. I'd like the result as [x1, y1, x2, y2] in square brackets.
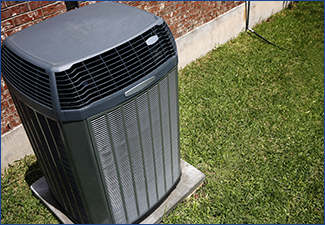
[119, 1, 243, 39]
[1, 0, 243, 136]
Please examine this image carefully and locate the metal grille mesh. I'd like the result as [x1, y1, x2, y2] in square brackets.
[56, 22, 175, 110]
[159, 76, 173, 191]
[11, 94, 90, 224]
[169, 71, 180, 181]
[137, 92, 157, 207]
[90, 115, 126, 223]
[108, 108, 138, 222]
[1, 47, 52, 108]
[123, 100, 148, 216]
[89, 69, 180, 224]
[1, 21, 175, 112]
[148, 85, 165, 199]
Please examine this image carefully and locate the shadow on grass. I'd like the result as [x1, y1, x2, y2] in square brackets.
[24, 159, 64, 224]
[24, 160, 43, 187]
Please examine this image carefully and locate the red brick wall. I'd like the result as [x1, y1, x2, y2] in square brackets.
[1, 1, 243, 135]
[1, 1, 66, 42]
[121, 1, 243, 39]
[78, 1, 98, 8]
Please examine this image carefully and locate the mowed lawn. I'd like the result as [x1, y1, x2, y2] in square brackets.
[163, 1, 324, 224]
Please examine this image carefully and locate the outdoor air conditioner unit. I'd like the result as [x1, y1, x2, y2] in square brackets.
[1, 2, 181, 224]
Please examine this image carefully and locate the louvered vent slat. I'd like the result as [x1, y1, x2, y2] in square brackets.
[55, 22, 176, 110]
[1, 47, 52, 108]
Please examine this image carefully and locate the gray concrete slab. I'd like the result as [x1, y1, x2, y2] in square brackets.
[30, 176, 74, 224]
[30, 159, 205, 224]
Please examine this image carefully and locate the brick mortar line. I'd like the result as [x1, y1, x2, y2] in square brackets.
[167, 2, 221, 27]
[1, 1, 62, 11]
[2, 112, 16, 120]
[1, 1, 27, 12]
[1, 8, 66, 36]
[168, 2, 237, 30]
[4, 2, 65, 19]
[2, 9, 41, 28]
[1, 99, 14, 111]
[1, 2, 66, 27]
[27, 1, 31, 11]
[146, 1, 172, 11]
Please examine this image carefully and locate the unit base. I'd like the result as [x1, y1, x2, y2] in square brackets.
[30, 159, 205, 224]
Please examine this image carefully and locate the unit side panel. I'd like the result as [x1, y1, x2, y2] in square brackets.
[10, 94, 90, 223]
[60, 120, 113, 224]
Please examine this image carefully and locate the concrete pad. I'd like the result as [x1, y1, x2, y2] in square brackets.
[30, 159, 205, 224]
[31, 176, 74, 224]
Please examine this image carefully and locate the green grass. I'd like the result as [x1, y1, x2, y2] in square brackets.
[1, 1, 324, 224]
[1, 155, 59, 224]
[163, 2, 324, 224]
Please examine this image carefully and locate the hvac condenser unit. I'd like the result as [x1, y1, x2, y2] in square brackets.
[1, 2, 180, 224]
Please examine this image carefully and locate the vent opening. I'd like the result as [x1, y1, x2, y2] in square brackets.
[55, 22, 175, 110]
[1, 46, 52, 108]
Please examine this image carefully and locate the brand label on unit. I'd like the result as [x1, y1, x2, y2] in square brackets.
[125, 76, 156, 97]
[146, 35, 159, 46]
